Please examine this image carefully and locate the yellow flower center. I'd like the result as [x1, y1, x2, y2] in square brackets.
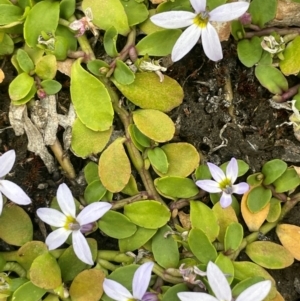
[219, 178, 233, 194]
[193, 11, 209, 28]
[64, 216, 80, 230]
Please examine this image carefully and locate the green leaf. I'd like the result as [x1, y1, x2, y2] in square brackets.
[266, 198, 281, 223]
[128, 124, 151, 150]
[12, 281, 47, 301]
[84, 179, 107, 204]
[133, 109, 175, 142]
[99, 138, 131, 193]
[232, 277, 266, 299]
[103, 26, 119, 57]
[114, 60, 135, 85]
[60, 0, 75, 19]
[248, 0, 277, 28]
[224, 222, 243, 252]
[11, 83, 37, 105]
[245, 241, 294, 269]
[247, 186, 271, 213]
[71, 118, 112, 158]
[87, 59, 110, 77]
[82, 0, 130, 36]
[24, 1, 60, 48]
[273, 167, 300, 193]
[237, 37, 263, 68]
[84, 162, 99, 184]
[262, 159, 287, 185]
[121, 175, 139, 196]
[41, 80, 62, 95]
[98, 210, 137, 239]
[70, 59, 114, 131]
[215, 253, 234, 284]
[119, 227, 157, 252]
[0, 204, 33, 246]
[154, 143, 200, 177]
[0, 33, 14, 55]
[121, 0, 148, 26]
[255, 65, 288, 95]
[16, 49, 34, 73]
[35, 54, 57, 80]
[147, 147, 169, 174]
[152, 225, 179, 268]
[9, 72, 34, 101]
[154, 177, 199, 200]
[162, 284, 189, 301]
[112, 72, 183, 112]
[124, 200, 170, 229]
[29, 252, 62, 289]
[0, 4, 23, 25]
[279, 36, 300, 76]
[190, 201, 219, 242]
[188, 228, 217, 264]
[136, 29, 182, 56]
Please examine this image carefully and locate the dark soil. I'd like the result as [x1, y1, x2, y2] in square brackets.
[1, 39, 300, 300]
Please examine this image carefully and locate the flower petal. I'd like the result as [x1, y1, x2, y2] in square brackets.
[207, 261, 232, 301]
[46, 227, 71, 250]
[56, 183, 76, 218]
[209, 2, 249, 22]
[236, 280, 272, 301]
[195, 179, 221, 193]
[103, 278, 133, 301]
[133, 262, 154, 299]
[226, 158, 238, 183]
[0, 193, 3, 215]
[232, 182, 249, 194]
[0, 180, 31, 205]
[72, 230, 93, 265]
[0, 150, 15, 178]
[37, 208, 67, 227]
[150, 11, 195, 29]
[207, 162, 225, 182]
[201, 23, 223, 61]
[219, 192, 232, 208]
[178, 292, 218, 301]
[190, 0, 206, 13]
[76, 202, 112, 225]
[172, 24, 201, 61]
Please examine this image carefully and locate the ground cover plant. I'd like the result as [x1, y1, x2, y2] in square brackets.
[0, 0, 300, 300]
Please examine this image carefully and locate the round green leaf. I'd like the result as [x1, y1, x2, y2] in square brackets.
[162, 284, 189, 301]
[60, 0, 75, 19]
[136, 29, 182, 56]
[82, 0, 130, 36]
[0, 204, 33, 246]
[35, 54, 57, 80]
[224, 222, 243, 252]
[273, 167, 300, 193]
[98, 210, 137, 239]
[154, 143, 200, 177]
[147, 147, 169, 174]
[84, 162, 99, 184]
[190, 201, 219, 242]
[16, 49, 34, 73]
[121, 0, 148, 26]
[69, 269, 105, 301]
[84, 179, 107, 204]
[29, 252, 62, 289]
[99, 138, 131, 193]
[121, 174, 139, 196]
[155, 177, 199, 200]
[280, 36, 300, 75]
[0, 33, 14, 56]
[124, 200, 170, 229]
[41, 80, 62, 95]
[0, 4, 23, 25]
[112, 72, 183, 112]
[128, 124, 151, 151]
[9, 72, 34, 101]
[114, 60, 135, 85]
[266, 198, 281, 223]
[11, 83, 37, 105]
[238, 37, 263, 67]
[71, 118, 113, 158]
[248, 0, 277, 28]
[188, 228, 217, 264]
[133, 109, 174, 142]
[70, 59, 114, 131]
[152, 225, 179, 268]
[87, 59, 110, 76]
[245, 241, 294, 269]
[12, 281, 47, 301]
[262, 159, 287, 185]
[24, 1, 60, 48]
[103, 26, 119, 57]
[247, 186, 272, 213]
[118, 227, 157, 252]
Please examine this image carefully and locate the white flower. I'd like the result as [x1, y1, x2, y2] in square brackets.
[196, 158, 249, 208]
[150, 0, 249, 62]
[178, 261, 272, 301]
[36, 183, 112, 265]
[0, 150, 31, 215]
[103, 262, 156, 301]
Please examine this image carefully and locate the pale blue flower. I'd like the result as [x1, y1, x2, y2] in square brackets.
[178, 261, 272, 301]
[196, 158, 249, 208]
[150, 0, 249, 62]
[103, 262, 157, 301]
[0, 150, 31, 215]
[37, 183, 111, 265]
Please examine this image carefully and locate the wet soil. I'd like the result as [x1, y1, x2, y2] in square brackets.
[0, 39, 300, 300]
